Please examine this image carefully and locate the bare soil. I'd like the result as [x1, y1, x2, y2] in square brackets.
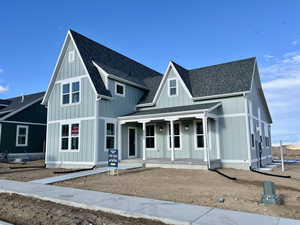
[0, 193, 166, 225]
[272, 147, 300, 160]
[0, 160, 72, 181]
[57, 166, 300, 220]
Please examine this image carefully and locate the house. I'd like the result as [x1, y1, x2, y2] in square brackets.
[0, 92, 47, 160]
[42, 30, 272, 170]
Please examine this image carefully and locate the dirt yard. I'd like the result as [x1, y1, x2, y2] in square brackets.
[57, 165, 300, 220]
[0, 193, 166, 225]
[0, 160, 71, 181]
[272, 147, 300, 160]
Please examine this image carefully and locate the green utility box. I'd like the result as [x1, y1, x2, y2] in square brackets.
[261, 180, 282, 205]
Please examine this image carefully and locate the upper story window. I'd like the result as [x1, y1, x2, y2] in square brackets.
[62, 81, 80, 105]
[68, 50, 75, 63]
[16, 125, 28, 147]
[168, 78, 177, 96]
[115, 82, 125, 97]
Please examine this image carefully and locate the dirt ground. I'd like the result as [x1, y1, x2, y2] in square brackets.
[57, 165, 300, 220]
[0, 193, 166, 225]
[272, 147, 300, 160]
[0, 160, 72, 181]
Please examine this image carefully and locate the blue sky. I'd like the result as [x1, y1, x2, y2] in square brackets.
[0, 1, 300, 144]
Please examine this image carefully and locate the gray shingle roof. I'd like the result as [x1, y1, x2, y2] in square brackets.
[0, 92, 45, 119]
[138, 57, 256, 104]
[121, 102, 219, 117]
[70, 30, 162, 97]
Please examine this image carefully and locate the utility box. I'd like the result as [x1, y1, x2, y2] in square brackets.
[261, 180, 282, 205]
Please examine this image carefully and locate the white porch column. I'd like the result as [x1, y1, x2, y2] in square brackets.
[142, 121, 147, 161]
[203, 115, 211, 168]
[170, 119, 175, 161]
[118, 121, 125, 161]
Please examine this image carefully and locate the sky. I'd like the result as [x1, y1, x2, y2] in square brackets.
[0, 1, 300, 145]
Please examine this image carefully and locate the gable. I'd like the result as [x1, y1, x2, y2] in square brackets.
[155, 66, 193, 108]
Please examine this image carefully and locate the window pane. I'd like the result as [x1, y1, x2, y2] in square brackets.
[170, 87, 177, 96]
[71, 137, 79, 150]
[197, 136, 204, 148]
[72, 92, 80, 103]
[62, 125, 69, 137]
[169, 79, 176, 87]
[18, 136, 26, 145]
[116, 84, 124, 94]
[61, 138, 69, 150]
[106, 137, 115, 149]
[63, 94, 70, 104]
[106, 123, 114, 135]
[174, 136, 180, 148]
[146, 125, 154, 136]
[63, 84, 70, 94]
[174, 124, 180, 135]
[196, 121, 203, 134]
[71, 124, 79, 136]
[72, 82, 80, 92]
[146, 137, 154, 148]
[19, 127, 27, 135]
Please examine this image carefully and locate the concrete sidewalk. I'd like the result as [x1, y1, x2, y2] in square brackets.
[30, 163, 142, 184]
[0, 179, 299, 225]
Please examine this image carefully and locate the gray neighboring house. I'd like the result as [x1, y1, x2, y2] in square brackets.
[42, 30, 272, 170]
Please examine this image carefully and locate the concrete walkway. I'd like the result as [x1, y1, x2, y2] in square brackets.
[0, 180, 299, 225]
[30, 163, 142, 184]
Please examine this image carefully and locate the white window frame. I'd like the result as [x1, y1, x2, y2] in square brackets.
[61, 79, 81, 106]
[168, 78, 178, 97]
[145, 124, 156, 150]
[105, 121, 116, 152]
[16, 125, 29, 147]
[115, 82, 126, 97]
[264, 123, 270, 148]
[167, 122, 182, 151]
[68, 50, 75, 63]
[59, 122, 80, 152]
[194, 120, 205, 150]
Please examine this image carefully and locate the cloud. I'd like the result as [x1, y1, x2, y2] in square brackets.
[263, 54, 275, 61]
[0, 85, 8, 93]
[292, 40, 299, 46]
[261, 51, 300, 144]
[0, 68, 3, 73]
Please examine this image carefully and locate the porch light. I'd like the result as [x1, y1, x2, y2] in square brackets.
[184, 124, 189, 130]
[159, 126, 164, 132]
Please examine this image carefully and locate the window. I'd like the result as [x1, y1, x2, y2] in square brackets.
[168, 123, 181, 149]
[16, 125, 28, 147]
[62, 81, 80, 105]
[68, 50, 75, 63]
[195, 120, 204, 149]
[145, 125, 155, 149]
[61, 123, 80, 151]
[115, 82, 125, 96]
[265, 124, 270, 147]
[168, 79, 177, 96]
[106, 123, 115, 150]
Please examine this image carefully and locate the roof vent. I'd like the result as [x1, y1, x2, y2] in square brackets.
[21, 95, 24, 103]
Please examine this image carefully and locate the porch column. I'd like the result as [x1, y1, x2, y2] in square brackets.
[203, 114, 211, 168]
[142, 121, 147, 161]
[170, 119, 175, 161]
[118, 121, 125, 161]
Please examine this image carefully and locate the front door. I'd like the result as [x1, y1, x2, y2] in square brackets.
[128, 128, 136, 158]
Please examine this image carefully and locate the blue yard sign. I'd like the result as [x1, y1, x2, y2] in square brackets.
[108, 149, 118, 168]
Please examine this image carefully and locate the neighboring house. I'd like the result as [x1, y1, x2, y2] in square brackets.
[42, 30, 272, 170]
[0, 92, 47, 160]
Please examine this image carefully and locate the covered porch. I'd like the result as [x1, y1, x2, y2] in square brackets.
[118, 103, 222, 169]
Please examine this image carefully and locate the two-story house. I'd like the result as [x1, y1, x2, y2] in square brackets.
[42, 30, 272, 170]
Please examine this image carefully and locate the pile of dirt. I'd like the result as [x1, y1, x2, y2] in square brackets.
[0, 193, 166, 225]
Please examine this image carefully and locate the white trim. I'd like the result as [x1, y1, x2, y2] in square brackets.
[216, 119, 220, 158]
[222, 159, 249, 163]
[216, 113, 246, 118]
[145, 123, 157, 151]
[167, 78, 178, 97]
[1, 96, 44, 121]
[115, 82, 126, 97]
[104, 121, 117, 152]
[244, 96, 252, 166]
[55, 75, 88, 84]
[16, 125, 29, 147]
[46, 161, 95, 165]
[167, 121, 182, 151]
[61, 79, 81, 106]
[68, 50, 75, 63]
[0, 120, 46, 126]
[194, 119, 205, 151]
[128, 127, 137, 158]
[192, 91, 248, 101]
[47, 117, 95, 124]
[59, 121, 80, 152]
[92, 61, 109, 89]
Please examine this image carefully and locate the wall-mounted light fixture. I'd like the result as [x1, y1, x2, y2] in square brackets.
[159, 126, 164, 132]
[184, 124, 189, 130]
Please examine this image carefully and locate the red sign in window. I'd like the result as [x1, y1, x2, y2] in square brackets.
[71, 124, 79, 135]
